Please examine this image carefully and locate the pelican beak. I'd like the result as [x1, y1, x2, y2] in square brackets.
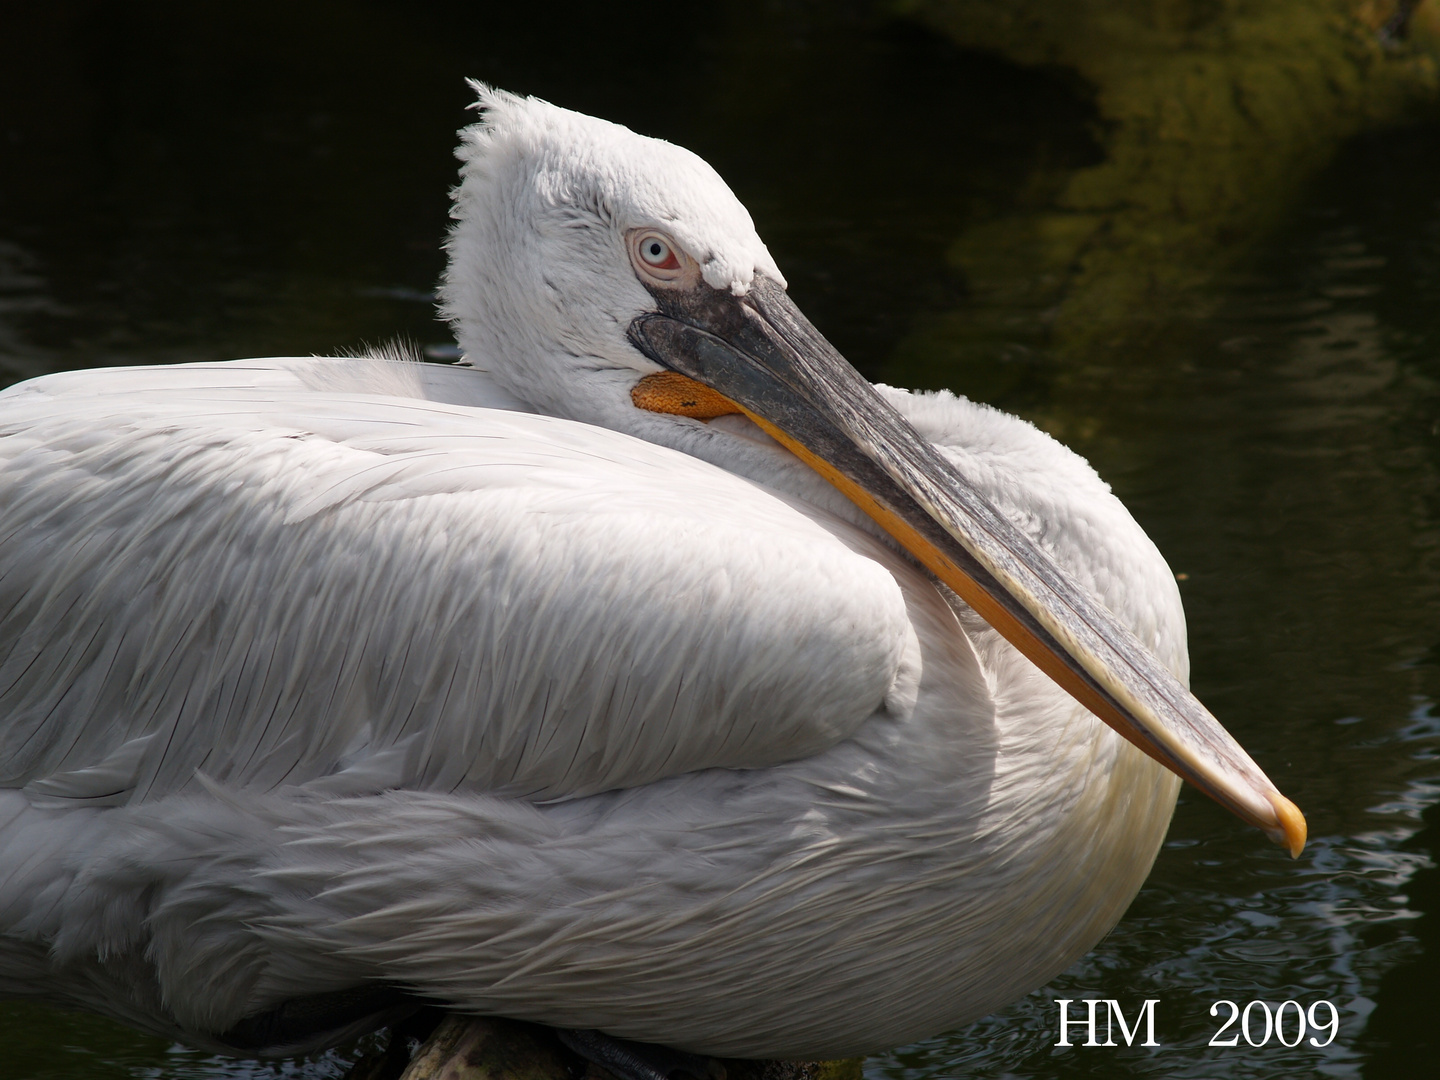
[628, 274, 1306, 858]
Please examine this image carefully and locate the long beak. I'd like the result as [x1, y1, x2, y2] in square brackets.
[628, 274, 1306, 857]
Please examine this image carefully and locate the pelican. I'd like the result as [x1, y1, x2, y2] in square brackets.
[0, 85, 1303, 1064]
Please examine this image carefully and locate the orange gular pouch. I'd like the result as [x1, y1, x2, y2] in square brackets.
[631, 371, 742, 420]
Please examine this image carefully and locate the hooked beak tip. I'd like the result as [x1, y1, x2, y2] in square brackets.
[1267, 792, 1307, 858]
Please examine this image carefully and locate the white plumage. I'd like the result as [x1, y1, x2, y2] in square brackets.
[0, 86, 1274, 1061]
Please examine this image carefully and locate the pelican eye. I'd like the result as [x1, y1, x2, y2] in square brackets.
[636, 233, 681, 271]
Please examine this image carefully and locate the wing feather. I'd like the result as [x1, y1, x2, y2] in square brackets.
[0, 359, 911, 804]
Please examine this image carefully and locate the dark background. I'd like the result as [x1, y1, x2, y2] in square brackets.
[2, 3, 1440, 1078]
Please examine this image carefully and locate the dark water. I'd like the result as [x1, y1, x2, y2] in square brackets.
[2, 3, 1438, 1078]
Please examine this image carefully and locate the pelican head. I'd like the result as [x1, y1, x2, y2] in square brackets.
[439, 83, 1305, 857]
[441, 83, 782, 425]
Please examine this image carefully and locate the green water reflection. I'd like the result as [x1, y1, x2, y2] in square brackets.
[1, 4, 1437, 1079]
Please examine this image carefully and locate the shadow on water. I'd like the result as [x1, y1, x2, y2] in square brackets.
[1338, 122, 1440, 1080]
[2, 4, 1440, 1080]
[1359, 796, 1440, 1075]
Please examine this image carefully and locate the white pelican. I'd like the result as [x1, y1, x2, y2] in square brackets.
[0, 85, 1303, 1064]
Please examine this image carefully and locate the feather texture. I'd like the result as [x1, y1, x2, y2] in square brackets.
[0, 359, 914, 804]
